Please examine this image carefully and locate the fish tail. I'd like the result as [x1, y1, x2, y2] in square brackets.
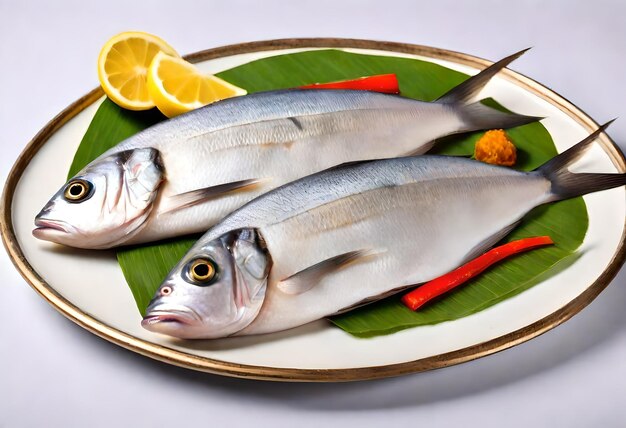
[458, 101, 542, 131]
[437, 48, 530, 105]
[535, 120, 626, 201]
[436, 48, 542, 131]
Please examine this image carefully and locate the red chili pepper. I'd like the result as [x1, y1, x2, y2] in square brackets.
[300, 74, 400, 94]
[401, 236, 555, 311]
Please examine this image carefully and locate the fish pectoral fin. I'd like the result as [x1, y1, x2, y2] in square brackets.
[463, 220, 522, 262]
[401, 141, 436, 157]
[162, 179, 262, 214]
[322, 159, 376, 173]
[277, 249, 376, 295]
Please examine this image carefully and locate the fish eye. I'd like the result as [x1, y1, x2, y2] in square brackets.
[63, 179, 93, 202]
[186, 258, 218, 285]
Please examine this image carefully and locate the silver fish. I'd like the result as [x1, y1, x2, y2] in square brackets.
[142, 123, 625, 339]
[34, 50, 538, 249]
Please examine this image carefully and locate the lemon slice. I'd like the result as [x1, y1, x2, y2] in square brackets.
[98, 31, 178, 110]
[147, 51, 247, 118]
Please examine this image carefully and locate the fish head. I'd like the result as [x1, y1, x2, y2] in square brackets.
[33, 148, 164, 249]
[142, 228, 271, 339]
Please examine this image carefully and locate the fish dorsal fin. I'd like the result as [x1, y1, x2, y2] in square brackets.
[287, 116, 303, 130]
[162, 179, 261, 214]
[436, 48, 530, 104]
[277, 249, 375, 295]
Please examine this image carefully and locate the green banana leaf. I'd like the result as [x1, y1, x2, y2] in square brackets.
[67, 49, 587, 337]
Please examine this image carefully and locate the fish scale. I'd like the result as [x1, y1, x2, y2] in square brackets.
[143, 124, 625, 339]
[126, 93, 464, 243]
[36, 49, 539, 249]
[237, 159, 550, 334]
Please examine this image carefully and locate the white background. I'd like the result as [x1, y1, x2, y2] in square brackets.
[1, 1, 625, 427]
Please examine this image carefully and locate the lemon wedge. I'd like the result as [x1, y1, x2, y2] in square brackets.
[147, 51, 247, 118]
[98, 31, 179, 110]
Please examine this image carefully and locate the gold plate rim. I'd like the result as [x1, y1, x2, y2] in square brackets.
[2, 38, 625, 382]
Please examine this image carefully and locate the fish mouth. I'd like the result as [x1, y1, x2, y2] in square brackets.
[32, 218, 72, 238]
[142, 312, 192, 326]
[141, 306, 201, 332]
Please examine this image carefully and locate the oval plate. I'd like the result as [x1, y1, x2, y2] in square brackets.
[2, 39, 625, 382]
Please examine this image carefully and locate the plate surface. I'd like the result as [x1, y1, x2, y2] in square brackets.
[2, 39, 625, 382]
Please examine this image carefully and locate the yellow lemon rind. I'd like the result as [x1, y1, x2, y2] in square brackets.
[97, 31, 179, 111]
[147, 51, 247, 118]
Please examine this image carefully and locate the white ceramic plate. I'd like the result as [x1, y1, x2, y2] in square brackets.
[2, 39, 625, 381]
